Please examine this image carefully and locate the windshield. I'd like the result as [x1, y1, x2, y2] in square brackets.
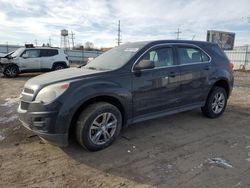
[11, 48, 24, 58]
[84, 43, 146, 71]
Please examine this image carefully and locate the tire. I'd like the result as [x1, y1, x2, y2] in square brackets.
[201, 86, 228, 118]
[3, 65, 19, 78]
[76, 102, 122, 151]
[53, 63, 66, 71]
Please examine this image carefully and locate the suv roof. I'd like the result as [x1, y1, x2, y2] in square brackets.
[127, 40, 215, 47]
[24, 47, 60, 49]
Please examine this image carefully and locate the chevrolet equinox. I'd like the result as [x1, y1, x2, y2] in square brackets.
[18, 40, 234, 151]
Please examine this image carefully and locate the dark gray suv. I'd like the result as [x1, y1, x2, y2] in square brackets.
[18, 40, 234, 151]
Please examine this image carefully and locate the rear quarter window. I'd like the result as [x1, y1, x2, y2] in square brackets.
[41, 49, 58, 57]
[210, 44, 228, 59]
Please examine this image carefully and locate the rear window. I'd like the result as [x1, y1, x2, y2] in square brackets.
[40, 49, 58, 57]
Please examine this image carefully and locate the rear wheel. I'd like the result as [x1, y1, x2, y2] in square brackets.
[53, 63, 66, 70]
[201, 86, 227, 118]
[3, 65, 19, 78]
[76, 102, 122, 151]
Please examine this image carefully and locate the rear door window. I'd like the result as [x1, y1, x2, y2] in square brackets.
[40, 49, 58, 57]
[177, 46, 210, 65]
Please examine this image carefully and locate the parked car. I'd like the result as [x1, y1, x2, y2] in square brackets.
[0, 47, 69, 77]
[18, 40, 234, 151]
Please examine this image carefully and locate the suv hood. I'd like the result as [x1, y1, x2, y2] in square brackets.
[25, 67, 103, 89]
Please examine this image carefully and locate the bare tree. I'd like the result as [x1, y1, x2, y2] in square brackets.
[84, 41, 94, 50]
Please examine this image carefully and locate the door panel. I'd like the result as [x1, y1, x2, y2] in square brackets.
[180, 64, 210, 105]
[20, 49, 41, 70]
[132, 46, 181, 118]
[176, 45, 211, 106]
[40, 49, 58, 69]
[132, 67, 181, 117]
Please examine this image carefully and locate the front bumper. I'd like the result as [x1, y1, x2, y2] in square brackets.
[18, 101, 69, 147]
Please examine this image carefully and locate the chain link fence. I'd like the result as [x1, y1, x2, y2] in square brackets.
[225, 46, 250, 70]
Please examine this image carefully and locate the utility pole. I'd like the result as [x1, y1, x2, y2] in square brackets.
[116, 20, 121, 46]
[70, 31, 75, 49]
[35, 39, 38, 46]
[48, 37, 52, 47]
[174, 28, 182, 40]
[192, 35, 196, 40]
[6, 41, 9, 53]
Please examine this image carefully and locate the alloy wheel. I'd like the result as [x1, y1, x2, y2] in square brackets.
[89, 112, 117, 145]
[211, 92, 225, 114]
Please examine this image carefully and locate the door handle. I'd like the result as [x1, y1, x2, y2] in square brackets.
[169, 72, 176, 78]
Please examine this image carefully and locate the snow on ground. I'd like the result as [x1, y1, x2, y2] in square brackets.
[0, 133, 5, 141]
[0, 97, 19, 107]
[208, 158, 233, 168]
[0, 115, 18, 124]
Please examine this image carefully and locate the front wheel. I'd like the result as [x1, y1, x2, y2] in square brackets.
[201, 86, 228, 118]
[3, 65, 19, 78]
[76, 102, 122, 151]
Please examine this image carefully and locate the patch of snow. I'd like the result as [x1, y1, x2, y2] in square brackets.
[0, 115, 18, 124]
[127, 150, 131, 153]
[0, 97, 19, 108]
[132, 145, 136, 149]
[246, 158, 250, 162]
[230, 143, 238, 148]
[234, 182, 241, 187]
[167, 164, 173, 169]
[0, 133, 5, 141]
[246, 146, 250, 149]
[208, 158, 233, 168]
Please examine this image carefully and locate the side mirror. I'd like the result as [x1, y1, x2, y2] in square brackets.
[134, 60, 155, 71]
[22, 54, 29, 59]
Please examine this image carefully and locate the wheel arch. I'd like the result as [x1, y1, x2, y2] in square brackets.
[52, 61, 68, 69]
[212, 79, 230, 98]
[68, 95, 127, 139]
[3, 63, 20, 75]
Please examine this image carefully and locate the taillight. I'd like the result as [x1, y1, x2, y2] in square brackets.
[230, 62, 234, 72]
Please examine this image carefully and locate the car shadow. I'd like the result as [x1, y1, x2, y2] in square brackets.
[61, 108, 229, 186]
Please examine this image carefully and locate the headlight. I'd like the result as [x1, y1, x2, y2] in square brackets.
[35, 82, 69, 104]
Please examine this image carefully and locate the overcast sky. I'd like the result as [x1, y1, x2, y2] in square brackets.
[0, 0, 249, 47]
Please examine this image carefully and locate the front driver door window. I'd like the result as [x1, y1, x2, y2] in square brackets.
[21, 49, 41, 70]
[141, 48, 174, 68]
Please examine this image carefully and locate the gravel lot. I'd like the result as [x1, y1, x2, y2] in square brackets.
[0, 71, 250, 188]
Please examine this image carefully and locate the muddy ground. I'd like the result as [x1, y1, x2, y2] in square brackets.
[0, 71, 250, 188]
